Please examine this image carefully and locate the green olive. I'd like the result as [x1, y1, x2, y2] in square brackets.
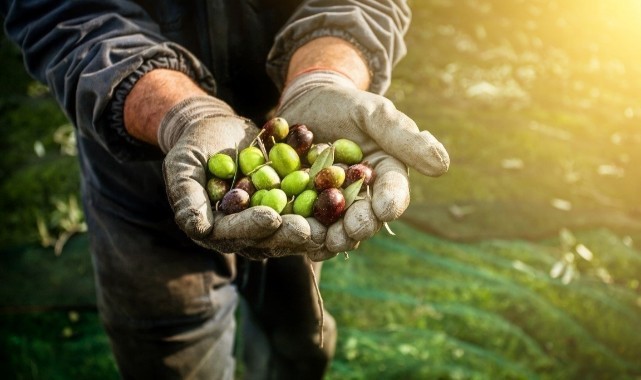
[239, 146, 265, 175]
[208, 153, 236, 179]
[269, 143, 301, 178]
[281, 170, 310, 197]
[251, 165, 281, 190]
[260, 188, 288, 214]
[293, 189, 318, 217]
[333, 139, 363, 165]
[250, 189, 268, 207]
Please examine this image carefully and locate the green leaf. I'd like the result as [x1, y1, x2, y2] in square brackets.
[342, 178, 364, 209]
[309, 145, 335, 179]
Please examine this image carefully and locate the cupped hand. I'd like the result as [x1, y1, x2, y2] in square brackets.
[275, 71, 450, 260]
[161, 96, 313, 259]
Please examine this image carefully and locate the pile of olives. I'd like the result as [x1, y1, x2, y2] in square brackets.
[206, 117, 375, 226]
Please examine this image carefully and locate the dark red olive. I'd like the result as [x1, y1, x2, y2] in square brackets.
[344, 161, 376, 189]
[260, 117, 289, 151]
[313, 188, 346, 226]
[234, 176, 256, 197]
[286, 124, 314, 157]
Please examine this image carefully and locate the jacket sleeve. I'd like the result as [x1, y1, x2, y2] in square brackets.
[1, 0, 215, 161]
[266, 0, 411, 95]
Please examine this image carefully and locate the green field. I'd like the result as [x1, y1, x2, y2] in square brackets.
[2, 1, 641, 379]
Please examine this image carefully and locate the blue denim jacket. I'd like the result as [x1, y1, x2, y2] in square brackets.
[1, 0, 410, 266]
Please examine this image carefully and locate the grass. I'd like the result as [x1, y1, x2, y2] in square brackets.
[2, 0, 641, 379]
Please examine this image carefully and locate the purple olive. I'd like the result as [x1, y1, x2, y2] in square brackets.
[219, 188, 250, 215]
[313, 188, 346, 226]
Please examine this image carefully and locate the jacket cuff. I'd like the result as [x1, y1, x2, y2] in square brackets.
[266, 4, 410, 95]
[107, 42, 216, 161]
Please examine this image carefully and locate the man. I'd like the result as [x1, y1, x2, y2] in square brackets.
[1, 1, 448, 378]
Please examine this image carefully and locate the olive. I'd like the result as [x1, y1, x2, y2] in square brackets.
[306, 143, 330, 165]
[250, 189, 268, 207]
[293, 189, 318, 217]
[208, 153, 236, 179]
[281, 170, 310, 197]
[234, 176, 256, 197]
[206, 177, 230, 203]
[313, 188, 346, 226]
[260, 117, 289, 150]
[251, 165, 281, 190]
[314, 166, 345, 191]
[286, 124, 314, 157]
[269, 143, 301, 178]
[219, 188, 250, 215]
[260, 188, 288, 214]
[344, 161, 376, 189]
[239, 146, 265, 175]
[333, 138, 363, 165]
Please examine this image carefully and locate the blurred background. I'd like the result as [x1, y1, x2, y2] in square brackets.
[1, 0, 640, 379]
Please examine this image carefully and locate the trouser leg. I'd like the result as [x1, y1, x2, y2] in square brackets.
[85, 193, 239, 380]
[238, 256, 337, 380]
[103, 285, 238, 380]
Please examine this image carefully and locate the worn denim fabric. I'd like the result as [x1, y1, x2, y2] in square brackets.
[1, 0, 410, 378]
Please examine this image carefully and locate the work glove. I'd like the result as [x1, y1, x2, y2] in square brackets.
[277, 70, 450, 260]
[160, 96, 313, 259]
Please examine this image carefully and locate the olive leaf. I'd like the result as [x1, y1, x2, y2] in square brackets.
[342, 178, 364, 209]
[309, 145, 335, 179]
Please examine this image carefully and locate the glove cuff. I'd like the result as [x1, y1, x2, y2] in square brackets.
[278, 70, 358, 113]
[158, 96, 235, 153]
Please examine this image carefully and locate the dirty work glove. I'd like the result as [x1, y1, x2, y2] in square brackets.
[161, 96, 310, 258]
[277, 70, 450, 260]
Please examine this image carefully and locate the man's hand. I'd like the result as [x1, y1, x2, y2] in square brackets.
[124, 70, 313, 259]
[277, 38, 449, 259]
[160, 96, 288, 255]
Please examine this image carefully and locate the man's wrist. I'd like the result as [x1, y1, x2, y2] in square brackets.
[286, 36, 371, 90]
[123, 69, 209, 146]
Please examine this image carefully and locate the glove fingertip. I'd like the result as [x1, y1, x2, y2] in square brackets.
[246, 206, 283, 231]
[325, 221, 360, 253]
[344, 200, 382, 241]
[253, 214, 311, 254]
[372, 171, 411, 222]
[413, 131, 450, 177]
[175, 207, 213, 239]
[307, 248, 340, 262]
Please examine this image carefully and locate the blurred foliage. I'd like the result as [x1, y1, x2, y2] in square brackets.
[0, 311, 118, 379]
[0, 37, 82, 248]
[398, 0, 641, 241]
[323, 223, 641, 380]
